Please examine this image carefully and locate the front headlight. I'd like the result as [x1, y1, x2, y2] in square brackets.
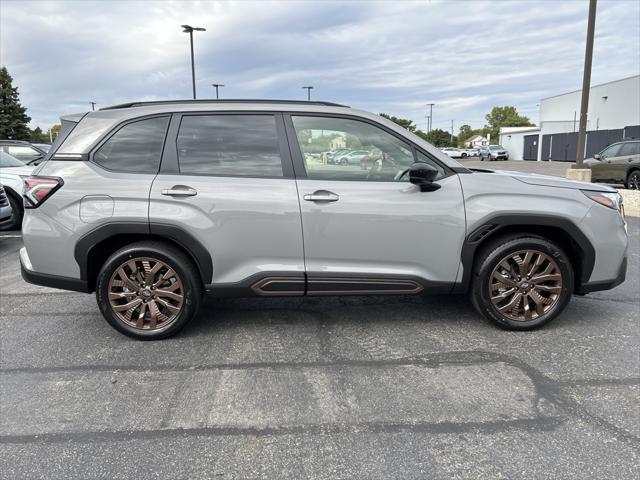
[582, 190, 622, 211]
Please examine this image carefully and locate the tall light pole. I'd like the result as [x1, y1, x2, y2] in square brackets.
[89, 101, 96, 111]
[181, 24, 206, 100]
[302, 86, 314, 101]
[426, 103, 435, 132]
[211, 83, 224, 99]
[575, 0, 597, 168]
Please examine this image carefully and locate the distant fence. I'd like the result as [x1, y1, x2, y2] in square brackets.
[537, 125, 640, 161]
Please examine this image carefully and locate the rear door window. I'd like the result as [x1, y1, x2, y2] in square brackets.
[93, 116, 169, 173]
[176, 114, 283, 177]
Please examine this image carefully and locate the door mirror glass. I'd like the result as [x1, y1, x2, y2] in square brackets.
[408, 162, 441, 191]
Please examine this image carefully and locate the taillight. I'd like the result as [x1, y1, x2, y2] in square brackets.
[23, 176, 64, 208]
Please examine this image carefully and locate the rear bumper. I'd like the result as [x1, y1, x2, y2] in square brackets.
[20, 247, 89, 293]
[577, 256, 627, 295]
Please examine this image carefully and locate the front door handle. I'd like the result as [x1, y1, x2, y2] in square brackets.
[303, 190, 339, 202]
[161, 185, 197, 197]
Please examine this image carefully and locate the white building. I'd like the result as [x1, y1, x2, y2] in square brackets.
[463, 134, 489, 149]
[499, 75, 640, 161]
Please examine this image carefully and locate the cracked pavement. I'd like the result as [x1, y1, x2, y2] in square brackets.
[1, 219, 638, 479]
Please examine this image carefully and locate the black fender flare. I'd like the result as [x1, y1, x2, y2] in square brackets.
[455, 213, 596, 293]
[74, 222, 213, 286]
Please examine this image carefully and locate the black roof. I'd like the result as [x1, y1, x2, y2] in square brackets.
[100, 99, 349, 110]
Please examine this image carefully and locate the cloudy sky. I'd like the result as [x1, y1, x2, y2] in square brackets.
[1, 0, 639, 132]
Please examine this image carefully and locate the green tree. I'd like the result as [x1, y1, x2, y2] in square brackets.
[424, 128, 456, 147]
[0, 66, 31, 140]
[484, 106, 534, 143]
[457, 124, 474, 145]
[29, 126, 49, 143]
[379, 113, 417, 132]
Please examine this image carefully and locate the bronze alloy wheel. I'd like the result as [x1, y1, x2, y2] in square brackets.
[489, 249, 563, 322]
[107, 257, 184, 330]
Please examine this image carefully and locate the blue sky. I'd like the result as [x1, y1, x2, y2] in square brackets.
[1, 0, 639, 132]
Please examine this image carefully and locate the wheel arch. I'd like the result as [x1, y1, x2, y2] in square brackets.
[456, 214, 595, 295]
[75, 222, 213, 292]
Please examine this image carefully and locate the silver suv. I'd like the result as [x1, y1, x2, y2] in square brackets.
[20, 100, 628, 339]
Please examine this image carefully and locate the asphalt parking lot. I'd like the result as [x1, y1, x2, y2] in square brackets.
[1, 218, 638, 479]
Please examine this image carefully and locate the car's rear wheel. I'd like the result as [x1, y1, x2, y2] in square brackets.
[96, 241, 201, 340]
[340, 158, 348, 166]
[461, 152, 467, 158]
[471, 234, 573, 330]
[626, 170, 640, 190]
[0, 192, 23, 231]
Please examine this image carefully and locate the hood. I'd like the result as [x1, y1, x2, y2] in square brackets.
[470, 168, 615, 192]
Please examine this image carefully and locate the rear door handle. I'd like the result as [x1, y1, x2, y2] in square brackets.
[161, 185, 197, 197]
[303, 190, 339, 202]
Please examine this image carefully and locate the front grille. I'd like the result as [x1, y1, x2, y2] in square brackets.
[0, 187, 8, 207]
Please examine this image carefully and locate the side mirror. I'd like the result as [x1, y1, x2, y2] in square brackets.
[593, 154, 601, 160]
[408, 162, 441, 192]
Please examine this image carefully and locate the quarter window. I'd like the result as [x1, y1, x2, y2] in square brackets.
[93, 116, 169, 173]
[291, 116, 443, 181]
[176, 115, 283, 177]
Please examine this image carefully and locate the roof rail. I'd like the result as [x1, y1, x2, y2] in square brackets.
[101, 99, 350, 110]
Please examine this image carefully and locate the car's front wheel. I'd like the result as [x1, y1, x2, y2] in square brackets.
[96, 241, 201, 340]
[626, 170, 640, 190]
[471, 234, 574, 330]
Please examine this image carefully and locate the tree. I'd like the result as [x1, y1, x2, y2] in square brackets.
[458, 124, 473, 143]
[379, 113, 417, 132]
[484, 106, 534, 143]
[29, 127, 49, 143]
[0, 66, 31, 140]
[50, 124, 61, 140]
[423, 128, 456, 147]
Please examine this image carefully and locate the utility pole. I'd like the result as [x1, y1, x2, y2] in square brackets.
[90, 102, 96, 111]
[450, 120, 454, 146]
[425, 115, 431, 132]
[575, 0, 597, 168]
[302, 86, 314, 101]
[181, 25, 206, 100]
[426, 103, 435, 132]
[211, 83, 224, 99]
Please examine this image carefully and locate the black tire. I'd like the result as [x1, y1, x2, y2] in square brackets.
[461, 152, 467, 158]
[340, 158, 348, 166]
[626, 170, 640, 190]
[470, 234, 574, 330]
[0, 192, 23, 231]
[96, 241, 202, 340]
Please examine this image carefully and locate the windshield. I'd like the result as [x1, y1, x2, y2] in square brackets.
[0, 151, 26, 167]
[489, 145, 503, 150]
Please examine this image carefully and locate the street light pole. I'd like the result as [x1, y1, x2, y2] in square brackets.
[211, 83, 225, 99]
[89, 102, 96, 111]
[575, 0, 597, 168]
[181, 25, 206, 100]
[302, 86, 313, 101]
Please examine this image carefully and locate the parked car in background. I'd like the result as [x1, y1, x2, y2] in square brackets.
[0, 151, 35, 230]
[19, 99, 627, 339]
[0, 185, 13, 229]
[0, 140, 47, 165]
[479, 145, 509, 161]
[32, 143, 52, 153]
[441, 147, 463, 158]
[584, 139, 640, 190]
[335, 149, 370, 165]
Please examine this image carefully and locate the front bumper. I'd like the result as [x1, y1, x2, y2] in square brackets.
[20, 247, 90, 293]
[577, 256, 627, 295]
